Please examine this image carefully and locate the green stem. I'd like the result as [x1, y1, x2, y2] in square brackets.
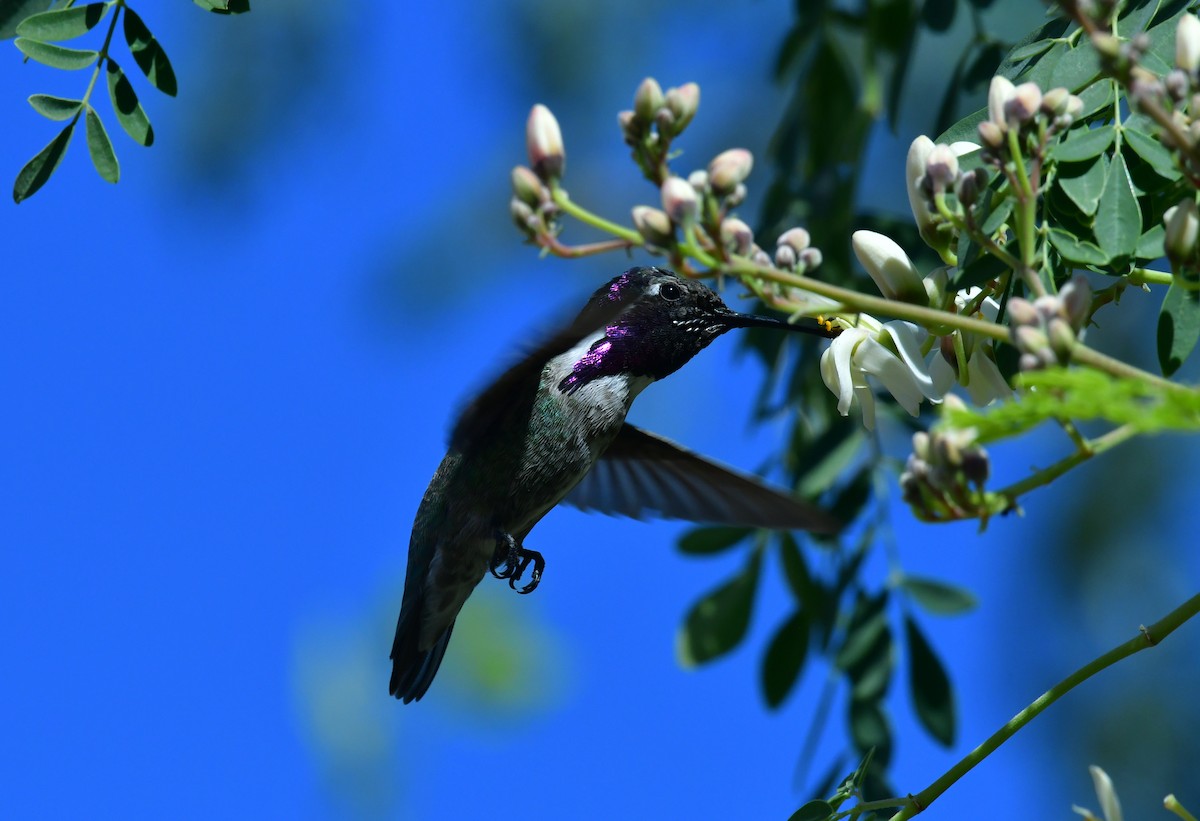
[722, 258, 1191, 396]
[79, 1, 123, 112]
[888, 591, 1200, 820]
[1128, 267, 1174, 287]
[550, 186, 643, 245]
[994, 423, 1137, 501]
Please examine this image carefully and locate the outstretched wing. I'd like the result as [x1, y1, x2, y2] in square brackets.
[563, 423, 841, 534]
[448, 289, 633, 455]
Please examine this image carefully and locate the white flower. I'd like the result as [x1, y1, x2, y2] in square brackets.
[820, 320, 942, 430]
[929, 286, 1011, 406]
[1072, 765, 1123, 821]
[852, 230, 930, 304]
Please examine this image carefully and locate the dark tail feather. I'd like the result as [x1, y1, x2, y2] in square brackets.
[389, 605, 455, 703]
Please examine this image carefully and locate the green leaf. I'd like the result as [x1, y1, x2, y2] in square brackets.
[1075, 79, 1115, 119]
[1123, 127, 1178, 180]
[848, 699, 892, 765]
[787, 801, 835, 821]
[677, 526, 751, 556]
[901, 576, 979, 615]
[193, 0, 250, 12]
[105, 57, 154, 146]
[920, 0, 955, 32]
[14, 36, 96, 68]
[905, 615, 956, 746]
[936, 106, 986, 146]
[678, 547, 762, 666]
[1007, 38, 1054, 62]
[1051, 126, 1114, 163]
[777, 534, 812, 601]
[836, 591, 893, 703]
[762, 609, 809, 708]
[15, 1, 105, 40]
[1056, 152, 1108, 217]
[1048, 227, 1110, 266]
[1158, 280, 1200, 377]
[13, 119, 74, 203]
[795, 426, 864, 497]
[84, 105, 118, 183]
[1095, 152, 1141, 260]
[27, 93, 80, 120]
[945, 368, 1200, 441]
[123, 7, 177, 96]
[1137, 225, 1165, 261]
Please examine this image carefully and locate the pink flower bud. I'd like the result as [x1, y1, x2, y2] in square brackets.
[526, 104, 565, 181]
[707, 148, 753, 196]
[660, 176, 698, 225]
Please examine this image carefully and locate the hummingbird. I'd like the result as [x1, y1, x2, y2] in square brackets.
[390, 266, 840, 702]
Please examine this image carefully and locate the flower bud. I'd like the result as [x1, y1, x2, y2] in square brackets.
[511, 165, 545, 208]
[707, 148, 753, 196]
[510, 197, 537, 237]
[778, 226, 811, 254]
[526, 104, 565, 181]
[1059, 277, 1093, 331]
[1005, 82, 1043, 124]
[1014, 325, 1050, 359]
[661, 176, 698, 225]
[631, 205, 673, 247]
[925, 144, 959, 190]
[988, 75, 1017, 126]
[1046, 316, 1076, 362]
[961, 447, 990, 487]
[1041, 86, 1069, 115]
[799, 247, 823, 271]
[955, 167, 982, 207]
[720, 218, 753, 255]
[751, 247, 771, 267]
[617, 110, 638, 143]
[1064, 94, 1083, 119]
[687, 169, 709, 192]
[1164, 197, 1200, 266]
[912, 431, 931, 462]
[725, 183, 747, 208]
[851, 230, 929, 304]
[1178, 13, 1200, 72]
[664, 83, 700, 135]
[774, 244, 798, 270]
[978, 120, 1006, 151]
[1166, 69, 1190, 101]
[1006, 296, 1040, 327]
[907, 135, 936, 226]
[634, 77, 664, 123]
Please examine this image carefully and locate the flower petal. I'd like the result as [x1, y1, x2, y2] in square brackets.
[965, 347, 1012, 405]
[880, 321, 942, 401]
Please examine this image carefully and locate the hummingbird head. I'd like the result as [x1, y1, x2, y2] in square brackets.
[558, 267, 833, 395]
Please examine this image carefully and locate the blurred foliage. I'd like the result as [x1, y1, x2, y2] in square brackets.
[4, 0, 248, 202]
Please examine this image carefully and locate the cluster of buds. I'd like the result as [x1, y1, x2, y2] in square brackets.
[510, 105, 566, 241]
[1129, 13, 1200, 180]
[1007, 277, 1093, 371]
[978, 77, 1083, 161]
[618, 78, 701, 183]
[899, 404, 993, 522]
[619, 78, 700, 142]
[906, 136, 988, 261]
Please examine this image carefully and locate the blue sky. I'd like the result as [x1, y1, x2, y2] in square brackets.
[3, 1, 1198, 819]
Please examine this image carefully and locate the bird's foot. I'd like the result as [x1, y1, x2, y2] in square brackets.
[489, 531, 545, 595]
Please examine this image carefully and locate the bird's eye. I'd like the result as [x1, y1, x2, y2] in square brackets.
[660, 282, 682, 301]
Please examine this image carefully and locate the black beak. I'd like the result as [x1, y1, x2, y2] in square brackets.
[718, 311, 840, 338]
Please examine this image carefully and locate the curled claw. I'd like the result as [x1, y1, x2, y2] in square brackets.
[488, 529, 545, 594]
[489, 531, 520, 580]
[509, 549, 545, 595]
